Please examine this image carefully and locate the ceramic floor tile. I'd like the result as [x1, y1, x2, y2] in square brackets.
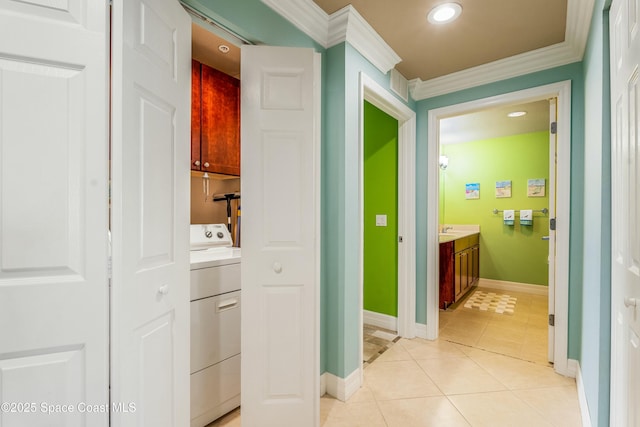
[399, 337, 468, 360]
[513, 386, 583, 427]
[417, 357, 507, 395]
[378, 396, 471, 427]
[475, 334, 524, 358]
[321, 400, 387, 427]
[469, 353, 575, 390]
[375, 342, 413, 362]
[448, 390, 554, 427]
[439, 325, 483, 347]
[364, 360, 443, 401]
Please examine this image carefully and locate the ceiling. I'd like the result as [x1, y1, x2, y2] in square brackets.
[312, 0, 568, 81]
[190, 1, 560, 143]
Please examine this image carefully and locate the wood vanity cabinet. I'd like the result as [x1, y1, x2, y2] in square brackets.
[191, 59, 240, 176]
[439, 233, 480, 309]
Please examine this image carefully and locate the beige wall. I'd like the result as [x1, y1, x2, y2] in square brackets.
[190, 171, 241, 242]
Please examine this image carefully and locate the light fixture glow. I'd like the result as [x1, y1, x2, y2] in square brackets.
[507, 111, 527, 118]
[428, 3, 462, 24]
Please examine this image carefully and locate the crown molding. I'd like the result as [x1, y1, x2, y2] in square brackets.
[327, 5, 401, 73]
[261, 0, 401, 74]
[262, 0, 595, 100]
[410, 0, 595, 100]
[261, 0, 330, 47]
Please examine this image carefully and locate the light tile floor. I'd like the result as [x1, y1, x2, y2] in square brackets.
[209, 286, 582, 426]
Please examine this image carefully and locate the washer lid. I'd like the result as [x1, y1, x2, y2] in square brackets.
[190, 224, 233, 250]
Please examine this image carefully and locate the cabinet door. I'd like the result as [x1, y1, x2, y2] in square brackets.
[191, 59, 202, 170]
[471, 245, 479, 284]
[201, 63, 240, 176]
[454, 251, 463, 300]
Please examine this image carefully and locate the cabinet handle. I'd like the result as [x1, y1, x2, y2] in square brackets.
[193, 160, 201, 167]
[203, 162, 210, 168]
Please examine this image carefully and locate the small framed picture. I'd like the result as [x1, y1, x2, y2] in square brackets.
[466, 183, 480, 199]
[495, 180, 512, 198]
[528, 178, 546, 197]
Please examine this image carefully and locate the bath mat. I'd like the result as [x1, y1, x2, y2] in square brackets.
[464, 290, 517, 314]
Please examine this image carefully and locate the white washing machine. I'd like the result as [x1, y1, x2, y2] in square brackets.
[189, 224, 241, 427]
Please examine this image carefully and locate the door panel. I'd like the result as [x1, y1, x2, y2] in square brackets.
[111, 0, 191, 426]
[0, 2, 108, 426]
[610, 0, 640, 424]
[241, 45, 320, 426]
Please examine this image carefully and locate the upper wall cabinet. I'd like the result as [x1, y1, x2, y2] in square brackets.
[191, 59, 240, 176]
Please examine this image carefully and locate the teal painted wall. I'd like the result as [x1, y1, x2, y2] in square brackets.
[415, 62, 585, 362]
[580, 0, 611, 424]
[363, 101, 398, 316]
[323, 42, 415, 377]
[441, 131, 550, 286]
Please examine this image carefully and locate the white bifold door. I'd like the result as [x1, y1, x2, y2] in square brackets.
[241, 45, 321, 426]
[0, 1, 110, 427]
[610, 0, 640, 425]
[110, 0, 191, 426]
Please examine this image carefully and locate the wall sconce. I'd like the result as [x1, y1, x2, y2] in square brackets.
[439, 155, 449, 170]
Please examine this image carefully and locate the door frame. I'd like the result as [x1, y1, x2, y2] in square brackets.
[425, 81, 573, 376]
[357, 72, 417, 368]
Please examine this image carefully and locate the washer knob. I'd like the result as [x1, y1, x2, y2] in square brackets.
[205, 231, 213, 238]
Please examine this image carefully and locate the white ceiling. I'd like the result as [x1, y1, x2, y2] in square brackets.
[440, 100, 550, 145]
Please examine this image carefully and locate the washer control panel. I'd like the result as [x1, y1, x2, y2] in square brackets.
[190, 224, 233, 250]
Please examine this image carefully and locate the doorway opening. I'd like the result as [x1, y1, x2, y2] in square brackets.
[357, 73, 416, 377]
[426, 81, 574, 377]
[437, 99, 553, 365]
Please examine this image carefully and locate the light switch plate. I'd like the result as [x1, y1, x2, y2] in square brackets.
[375, 215, 387, 227]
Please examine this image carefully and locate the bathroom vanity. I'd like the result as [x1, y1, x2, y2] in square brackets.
[439, 227, 480, 310]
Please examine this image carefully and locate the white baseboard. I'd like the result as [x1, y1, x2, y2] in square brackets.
[320, 372, 327, 396]
[478, 278, 549, 296]
[575, 360, 592, 427]
[414, 323, 430, 339]
[322, 368, 362, 402]
[363, 310, 397, 331]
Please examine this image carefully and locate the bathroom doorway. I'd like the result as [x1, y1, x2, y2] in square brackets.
[426, 81, 573, 377]
[437, 99, 552, 364]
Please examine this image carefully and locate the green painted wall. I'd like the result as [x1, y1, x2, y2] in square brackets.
[440, 131, 550, 286]
[363, 102, 398, 316]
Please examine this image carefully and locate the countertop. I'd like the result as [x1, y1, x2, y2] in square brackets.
[438, 224, 480, 243]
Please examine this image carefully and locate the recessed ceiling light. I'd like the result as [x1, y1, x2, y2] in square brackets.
[507, 111, 527, 118]
[218, 44, 230, 54]
[427, 3, 462, 24]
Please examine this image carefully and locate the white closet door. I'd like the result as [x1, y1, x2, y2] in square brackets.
[0, 2, 109, 426]
[610, 0, 640, 424]
[110, 0, 191, 426]
[241, 45, 321, 427]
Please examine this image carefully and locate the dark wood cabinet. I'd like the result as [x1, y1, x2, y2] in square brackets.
[439, 233, 480, 309]
[191, 60, 240, 176]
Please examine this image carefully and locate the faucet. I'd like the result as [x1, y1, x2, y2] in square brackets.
[441, 226, 453, 233]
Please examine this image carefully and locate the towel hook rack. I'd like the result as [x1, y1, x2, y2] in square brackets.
[492, 208, 548, 215]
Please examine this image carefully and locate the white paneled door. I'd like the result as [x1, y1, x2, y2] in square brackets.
[610, 0, 640, 424]
[111, 0, 191, 426]
[241, 46, 321, 426]
[0, 2, 109, 427]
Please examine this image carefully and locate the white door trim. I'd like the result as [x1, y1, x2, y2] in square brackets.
[358, 72, 417, 368]
[426, 81, 573, 376]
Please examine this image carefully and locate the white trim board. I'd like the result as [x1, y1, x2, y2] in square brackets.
[322, 369, 361, 402]
[363, 310, 397, 331]
[575, 361, 593, 427]
[426, 81, 572, 377]
[477, 279, 550, 296]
